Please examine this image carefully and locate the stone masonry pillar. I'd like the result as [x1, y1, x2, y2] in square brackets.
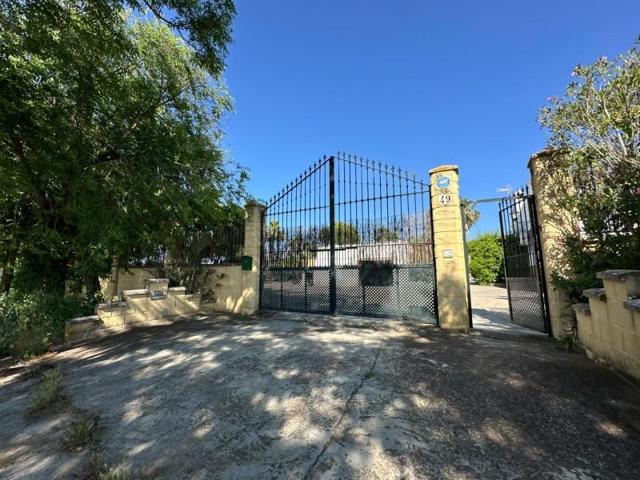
[429, 165, 470, 332]
[240, 200, 266, 315]
[528, 150, 578, 338]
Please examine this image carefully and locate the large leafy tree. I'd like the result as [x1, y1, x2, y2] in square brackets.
[538, 41, 640, 295]
[0, 0, 244, 294]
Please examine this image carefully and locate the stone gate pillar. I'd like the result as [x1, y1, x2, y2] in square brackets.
[528, 150, 578, 338]
[429, 165, 470, 332]
[240, 200, 266, 315]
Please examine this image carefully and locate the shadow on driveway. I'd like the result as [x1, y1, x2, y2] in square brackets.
[1, 311, 639, 479]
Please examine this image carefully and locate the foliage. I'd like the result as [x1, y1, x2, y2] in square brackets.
[539, 41, 640, 294]
[31, 368, 64, 411]
[0, 1, 242, 353]
[373, 226, 399, 242]
[467, 233, 504, 285]
[0, 289, 93, 357]
[319, 222, 360, 246]
[0, 1, 244, 297]
[461, 198, 480, 231]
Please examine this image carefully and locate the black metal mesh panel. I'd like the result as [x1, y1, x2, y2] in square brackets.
[261, 270, 282, 310]
[397, 266, 436, 320]
[506, 277, 546, 331]
[335, 266, 436, 322]
[335, 268, 363, 315]
[280, 270, 306, 311]
[305, 269, 331, 313]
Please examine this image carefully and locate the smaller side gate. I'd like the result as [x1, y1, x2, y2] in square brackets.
[498, 187, 550, 333]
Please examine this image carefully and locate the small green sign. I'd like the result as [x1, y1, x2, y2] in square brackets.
[241, 255, 252, 271]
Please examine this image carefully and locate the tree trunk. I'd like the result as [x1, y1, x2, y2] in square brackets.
[0, 255, 15, 293]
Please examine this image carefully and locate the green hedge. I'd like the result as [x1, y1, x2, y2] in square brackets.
[468, 233, 504, 285]
[0, 291, 93, 358]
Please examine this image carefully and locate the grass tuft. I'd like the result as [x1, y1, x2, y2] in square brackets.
[31, 368, 64, 411]
[64, 414, 98, 451]
[89, 450, 132, 480]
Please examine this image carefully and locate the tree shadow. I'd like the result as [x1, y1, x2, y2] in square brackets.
[1, 311, 639, 479]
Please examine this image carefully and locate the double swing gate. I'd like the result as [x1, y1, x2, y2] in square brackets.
[498, 186, 550, 334]
[260, 154, 437, 323]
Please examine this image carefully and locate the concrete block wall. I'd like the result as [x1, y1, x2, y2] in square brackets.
[573, 270, 640, 380]
[66, 279, 201, 343]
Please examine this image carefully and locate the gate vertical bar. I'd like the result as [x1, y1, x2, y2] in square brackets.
[329, 156, 337, 315]
[527, 193, 552, 335]
[428, 183, 439, 327]
[460, 202, 473, 328]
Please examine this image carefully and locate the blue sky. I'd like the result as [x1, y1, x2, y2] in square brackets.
[222, 0, 640, 238]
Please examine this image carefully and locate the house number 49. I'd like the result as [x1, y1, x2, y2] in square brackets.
[439, 194, 451, 205]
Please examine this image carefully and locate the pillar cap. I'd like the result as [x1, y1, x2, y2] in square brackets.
[245, 199, 266, 210]
[429, 165, 458, 175]
[527, 148, 557, 170]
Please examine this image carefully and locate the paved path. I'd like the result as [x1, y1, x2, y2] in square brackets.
[1, 312, 639, 479]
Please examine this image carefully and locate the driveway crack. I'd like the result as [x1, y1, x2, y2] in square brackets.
[302, 340, 383, 480]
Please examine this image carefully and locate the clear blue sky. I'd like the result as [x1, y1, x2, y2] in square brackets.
[222, 0, 639, 238]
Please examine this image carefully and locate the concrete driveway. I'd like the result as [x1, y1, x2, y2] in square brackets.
[1, 311, 639, 479]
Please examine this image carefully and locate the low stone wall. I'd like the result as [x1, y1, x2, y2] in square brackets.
[573, 270, 640, 380]
[66, 278, 201, 343]
[101, 265, 257, 315]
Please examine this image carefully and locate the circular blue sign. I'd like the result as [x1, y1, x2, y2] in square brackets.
[437, 176, 450, 188]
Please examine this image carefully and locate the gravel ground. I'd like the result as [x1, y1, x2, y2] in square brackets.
[1, 309, 639, 479]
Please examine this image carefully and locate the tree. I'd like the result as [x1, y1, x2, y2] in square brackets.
[0, 1, 245, 296]
[374, 226, 399, 242]
[468, 233, 504, 285]
[538, 42, 640, 296]
[461, 198, 480, 231]
[319, 222, 360, 246]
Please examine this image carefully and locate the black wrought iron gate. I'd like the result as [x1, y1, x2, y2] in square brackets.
[260, 154, 437, 323]
[498, 187, 550, 333]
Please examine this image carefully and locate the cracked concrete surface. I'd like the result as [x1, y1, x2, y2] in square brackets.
[1, 310, 639, 479]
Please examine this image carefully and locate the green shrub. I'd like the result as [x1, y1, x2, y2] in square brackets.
[468, 233, 504, 285]
[0, 290, 91, 358]
[31, 368, 64, 411]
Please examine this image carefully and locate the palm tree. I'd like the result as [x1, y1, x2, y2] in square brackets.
[461, 198, 480, 231]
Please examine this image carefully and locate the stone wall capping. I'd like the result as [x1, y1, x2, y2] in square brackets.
[122, 289, 149, 296]
[97, 301, 127, 309]
[583, 288, 607, 301]
[168, 286, 187, 292]
[68, 315, 100, 325]
[572, 303, 591, 314]
[624, 298, 640, 313]
[145, 278, 170, 283]
[596, 270, 640, 281]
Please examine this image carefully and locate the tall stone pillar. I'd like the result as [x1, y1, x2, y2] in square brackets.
[429, 165, 470, 332]
[528, 150, 578, 338]
[240, 200, 266, 315]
